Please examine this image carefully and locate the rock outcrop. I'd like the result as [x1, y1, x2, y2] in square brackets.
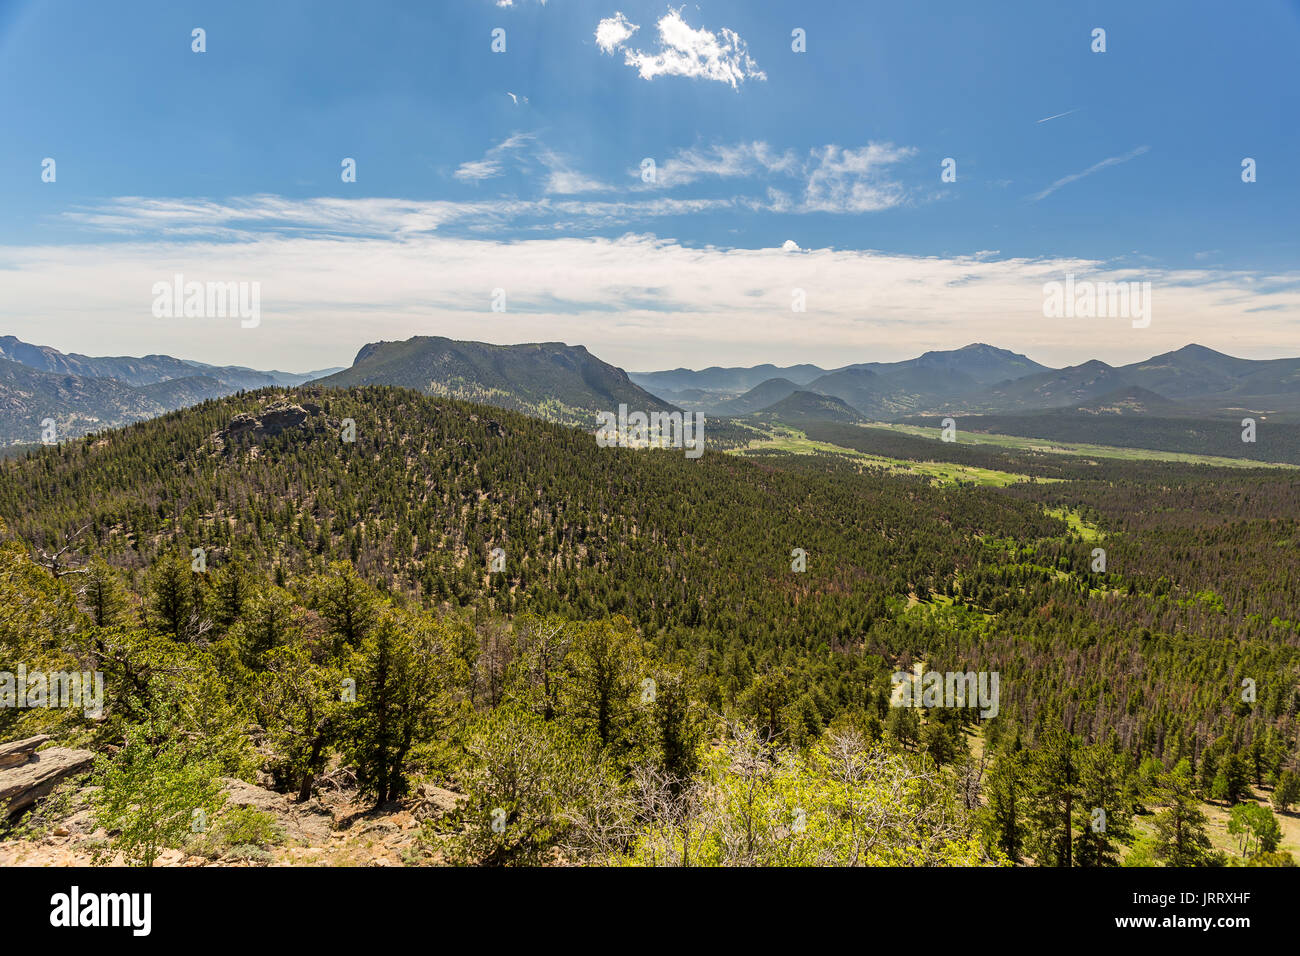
[224, 401, 310, 438]
[0, 739, 94, 817]
[0, 734, 50, 769]
[220, 777, 335, 844]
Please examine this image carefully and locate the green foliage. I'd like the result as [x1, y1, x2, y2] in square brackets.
[608, 727, 1001, 867]
[1272, 769, 1300, 813]
[1227, 803, 1282, 858]
[188, 805, 284, 861]
[452, 702, 603, 866]
[1, 387, 1296, 870]
[1152, 760, 1216, 867]
[342, 608, 466, 804]
[91, 717, 226, 867]
[254, 642, 347, 799]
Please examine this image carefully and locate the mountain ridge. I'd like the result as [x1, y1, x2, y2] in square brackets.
[312, 335, 677, 428]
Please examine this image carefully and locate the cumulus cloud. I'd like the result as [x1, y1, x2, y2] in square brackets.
[596, 9, 764, 89]
[595, 13, 638, 54]
[782, 239, 801, 252]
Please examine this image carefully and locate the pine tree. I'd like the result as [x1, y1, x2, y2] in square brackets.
[1025, 724, 1081, 867]
[79, 556, 130, 627]
[1153, 759, 1214, 866]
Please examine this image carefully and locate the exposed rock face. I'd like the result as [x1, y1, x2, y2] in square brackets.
[415, 783, 465, 821]
[259, 402, 310, 433]
[0, 743, 94, 816]
[224, 401, 310, 438]
[220, 777, 334, 844]
[0, 764, 469, 866]
[208, 398, 340, 453]
[0, 734, 51, 769]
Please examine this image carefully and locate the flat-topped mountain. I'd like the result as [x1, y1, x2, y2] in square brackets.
[312, 336, 677, 427]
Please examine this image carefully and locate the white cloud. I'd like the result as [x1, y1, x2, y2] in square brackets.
[453, 132, 534, 183]
[648, 142, 798, 187]
[60, 193, 731, 239]
[453, 133, 610, 194]
[781, 239, 800, 252]
[536, 148, 612, 195]
[8, 200, 1300, 371]
[802, 144, 918, 213]
[595, 13, 638, 54]
[635, 140, 916, 214]
[62, 138, 915, 242]
[598, 9, 764, 89]
[1030, 145, 1150, 201]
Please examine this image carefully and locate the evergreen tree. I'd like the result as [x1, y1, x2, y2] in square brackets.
[1153, 760, 1215, 867]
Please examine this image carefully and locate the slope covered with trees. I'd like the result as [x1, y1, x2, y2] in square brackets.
[0, 386, 1295, 866]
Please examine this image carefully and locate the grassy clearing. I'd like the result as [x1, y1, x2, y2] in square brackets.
[729, 429, 1053, 488]
[1126, 793, 1300, 864]
[1044, 506, 1104, 542]
[863, 422, 1299, 470]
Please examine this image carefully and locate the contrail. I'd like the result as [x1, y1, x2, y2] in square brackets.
[1030, 145, 1151, 201]
[1036, 109, 1078, 124]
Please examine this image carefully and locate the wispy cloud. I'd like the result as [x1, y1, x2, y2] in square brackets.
[60, 194, 735, 239]
[596, 9, 764, 89]
[454, 133, 612, 194]
[1030, 145, 1150, 201]
[536, 148, 613, 195]
[65, 138, 918, 239]
[637, 140, 917, 213]
[453, 132, 534, 183]
[802, 144, 917, 213]
[644, 142, 798, 187]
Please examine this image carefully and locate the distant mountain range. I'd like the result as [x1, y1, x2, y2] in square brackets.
[633, 344, 1051, 415]
[634, 343, 1300, 423]
[312, 336, 675, 427]
[2, 332, 1297, 449]
[0, 336, 338, 390]
[0, 336, 341, 445]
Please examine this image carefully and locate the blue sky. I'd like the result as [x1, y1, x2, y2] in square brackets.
[2, 0, 1298, 371]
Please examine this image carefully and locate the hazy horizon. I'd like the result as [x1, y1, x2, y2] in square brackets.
[7, 329, 1299, 380]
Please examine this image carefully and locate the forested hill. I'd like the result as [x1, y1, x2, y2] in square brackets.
[2, 384, 1297, 763]
[0, 386, 1055, 650]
